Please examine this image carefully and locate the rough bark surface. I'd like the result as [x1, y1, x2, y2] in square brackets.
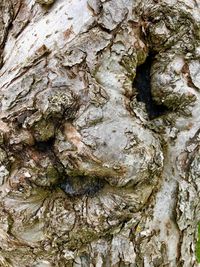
[0, 0, 200, 266]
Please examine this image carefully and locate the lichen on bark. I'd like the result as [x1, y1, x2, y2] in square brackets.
[0, 0, 200, 266]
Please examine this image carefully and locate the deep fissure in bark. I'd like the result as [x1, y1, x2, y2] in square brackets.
[133, 53, 168, 119]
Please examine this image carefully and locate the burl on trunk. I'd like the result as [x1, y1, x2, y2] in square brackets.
[0, 0, 200, 266]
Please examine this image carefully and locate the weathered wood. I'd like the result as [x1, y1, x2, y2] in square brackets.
[0, 0, 200, 266]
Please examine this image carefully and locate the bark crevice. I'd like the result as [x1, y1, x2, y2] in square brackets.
[133, 53, 169, 120]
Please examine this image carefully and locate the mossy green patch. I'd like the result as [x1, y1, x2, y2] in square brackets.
[136, 49, 147, 66]
[196, 223, 200, 263]
[46, 165, 60, 183]
[68, 227, 99, 250]
[33, 119, 55, 142]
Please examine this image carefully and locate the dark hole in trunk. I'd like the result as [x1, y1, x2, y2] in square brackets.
[35, 137, 55, 152]
[59, 175, 105, 198]
[133, 53, 168, 119]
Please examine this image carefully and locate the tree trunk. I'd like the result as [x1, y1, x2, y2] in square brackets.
[0, 0, 200, 266]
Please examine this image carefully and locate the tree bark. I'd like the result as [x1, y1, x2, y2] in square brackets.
[0, 0, 200, 266]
